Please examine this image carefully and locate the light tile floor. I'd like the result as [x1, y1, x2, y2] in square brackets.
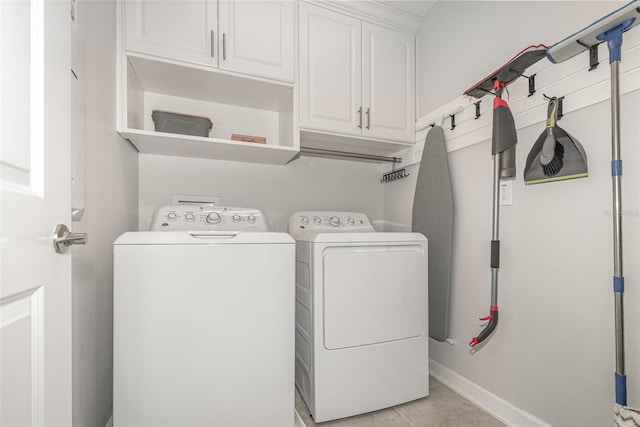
[295, 377, 506, 427]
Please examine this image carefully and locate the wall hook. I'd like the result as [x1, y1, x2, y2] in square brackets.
[543, 94, 565, 120]
[380, 167, 410, 183]
[589, 45, 599, 71]
[474, 101, 481, 120]
[526, 74, 536, 97]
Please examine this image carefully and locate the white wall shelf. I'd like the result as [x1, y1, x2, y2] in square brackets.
[120, 129, 298, 164]
[117, 54, 299, 165]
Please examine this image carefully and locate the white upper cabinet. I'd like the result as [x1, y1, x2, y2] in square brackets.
[125, 0, 218, 66]
[299, 3, 362, 136]
[299, 2, 415, 144]
[362, 22, 415, 142]
[218, 1, 295, 82]
[124, 0, 295, 82]
[117, 1, 298, 165]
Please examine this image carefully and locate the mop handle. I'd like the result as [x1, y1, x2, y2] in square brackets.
[470, 78, 506, 348]
[469, 147, 501, 348]
[600, 19, 629, 407]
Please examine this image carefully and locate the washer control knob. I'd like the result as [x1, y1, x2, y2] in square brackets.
[167, 212, 178, 221]
[232, 214, 241, 222]
[329, 216, 340, 227]
[185, 213, 196, 222]
[347, 217, 355, 225]
[313, 217, 321, 225]
[247, 215, 256, 223]
[206, 212, 222, 224]
[301, 217, 309, 225]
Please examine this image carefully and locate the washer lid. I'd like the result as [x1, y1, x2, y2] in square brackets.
[113, 231, 294, 245]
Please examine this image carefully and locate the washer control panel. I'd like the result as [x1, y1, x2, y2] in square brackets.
[150, 206, 268, 231]
[288, 211, 375, 236]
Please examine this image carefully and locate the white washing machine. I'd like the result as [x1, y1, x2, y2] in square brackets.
[289, 211, 429, 423]
[113, 206, 295, 427]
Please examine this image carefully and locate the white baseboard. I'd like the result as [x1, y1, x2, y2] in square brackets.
[294, 410, 306, 427]
[429, 359, 551, 427]
[106, 412, 305, 427]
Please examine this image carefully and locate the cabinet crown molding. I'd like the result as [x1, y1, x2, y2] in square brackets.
[305, 0, 421, 33]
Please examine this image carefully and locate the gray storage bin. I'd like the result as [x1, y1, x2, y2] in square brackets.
[152, 110, 212, 137]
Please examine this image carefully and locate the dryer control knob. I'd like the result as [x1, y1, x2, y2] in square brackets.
[347, 217, 355, 225]
[247, 215, 256, 223]
[329, 216, 340, 227]
[206, 212, 222, 224]
[167, 212, 178, 221]
[232, 214, 241, 222]
[301, 217, 309, 225]
[313, 217, 321, 225]
[185, 213, 196, 222]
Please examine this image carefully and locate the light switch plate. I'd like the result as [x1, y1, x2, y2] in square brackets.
[499, 181, 513, 206]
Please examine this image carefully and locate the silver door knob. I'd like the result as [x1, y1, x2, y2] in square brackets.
[53, 224, 87, 254]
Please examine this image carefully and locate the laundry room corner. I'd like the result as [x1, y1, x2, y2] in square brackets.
[410, 2, 640, 426]
[11, 1, 638, 426]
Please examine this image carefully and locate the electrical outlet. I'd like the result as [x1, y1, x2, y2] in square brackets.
[499, 181, 513, 206]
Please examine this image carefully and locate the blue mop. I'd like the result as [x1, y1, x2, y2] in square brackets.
[547, 1, 640, 423]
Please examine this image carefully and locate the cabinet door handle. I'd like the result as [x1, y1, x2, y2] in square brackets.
[223, 33, 227, 60]
[357, 107, 362, 129]
[366, 108, 370, 130]
[211, 30, 215, 58]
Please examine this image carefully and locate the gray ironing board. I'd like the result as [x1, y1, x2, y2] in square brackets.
[411, 126, 454, 342]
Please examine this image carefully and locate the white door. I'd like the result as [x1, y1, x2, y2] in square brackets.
[299, 3, 361, 135]
[362, 22, 415, 142]
[1, 0, 73, 425]
[124, 0, 218, 67]
[219, 0, 294, 82]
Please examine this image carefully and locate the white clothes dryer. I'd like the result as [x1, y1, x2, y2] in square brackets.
[289, 211, 429, 423]
[113, 206, 295, 427]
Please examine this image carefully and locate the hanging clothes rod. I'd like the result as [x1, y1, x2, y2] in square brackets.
[299, 147, 402, 164]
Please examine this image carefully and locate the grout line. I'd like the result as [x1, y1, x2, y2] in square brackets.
[393, 406, 415, 427]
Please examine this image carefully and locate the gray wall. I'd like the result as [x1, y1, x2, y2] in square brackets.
[138, 154, 385, 232]
[71, 1, 139, 426]
[415, 2, 639, 426]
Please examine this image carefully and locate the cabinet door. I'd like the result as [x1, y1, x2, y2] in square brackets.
[362, 22, 415, 142]
[299, 3, 362, 136]
[124, 0, 217, 67]
[218, 1, 294, 82]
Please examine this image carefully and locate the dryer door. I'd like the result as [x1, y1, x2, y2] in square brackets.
[322, 244, 426, 350]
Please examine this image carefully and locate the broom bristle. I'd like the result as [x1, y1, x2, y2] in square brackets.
[542, 142, 565, 176]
